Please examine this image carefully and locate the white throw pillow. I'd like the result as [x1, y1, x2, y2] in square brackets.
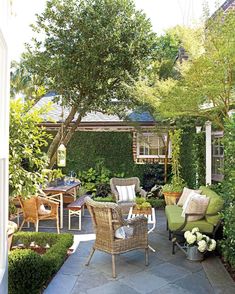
[116, 185, 135, 202]
[181, 192, 209, 221]
[177, 187, 202, 207]
[115, 226, 134, 239]
[38, 204, 51, 215]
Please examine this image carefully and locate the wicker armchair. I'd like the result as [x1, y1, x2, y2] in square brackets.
[110, 177, 147, 213]
[85, 197, 149, 278]
[17, 196, 60, 234]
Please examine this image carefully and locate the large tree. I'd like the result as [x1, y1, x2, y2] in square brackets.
[22, 0, 157, 167]
[132, 10, 235, 129]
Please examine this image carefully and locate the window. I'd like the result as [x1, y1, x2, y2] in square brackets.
[136, 132, 171, 164]
[212, 133, 224, 182]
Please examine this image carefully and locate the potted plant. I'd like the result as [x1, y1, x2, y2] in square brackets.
[162, 129, 184, 205]
[184, 227, 216, 261]
[133, 197, 152, 214]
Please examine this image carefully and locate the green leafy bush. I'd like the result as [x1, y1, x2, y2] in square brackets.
[219, 116, 235, 268]
[78, 163, 124, 196]
[9, 249, 47, 294]
[147, 198, 165, 209]
[9, 99, 51, 198]
[162, 129, 184, 193]
[9, 232, 73, 294]
[141, 164, 165, 191]
[93, 196, 116, 202]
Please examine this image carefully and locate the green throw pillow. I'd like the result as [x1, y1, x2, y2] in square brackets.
[199, 186, 224, 225]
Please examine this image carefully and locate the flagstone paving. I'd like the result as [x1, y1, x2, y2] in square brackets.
[37, 209, 234, 294]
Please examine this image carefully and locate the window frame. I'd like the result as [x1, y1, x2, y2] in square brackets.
[136, 132, 171, 160]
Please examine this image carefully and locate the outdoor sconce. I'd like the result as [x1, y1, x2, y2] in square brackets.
[57, 143, 66, 167]
[196, 126, 202, 133]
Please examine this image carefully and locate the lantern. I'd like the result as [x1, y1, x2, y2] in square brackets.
[57, 143, 66, 167]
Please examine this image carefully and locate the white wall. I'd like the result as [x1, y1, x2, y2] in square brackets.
[0, 1, 10, 293]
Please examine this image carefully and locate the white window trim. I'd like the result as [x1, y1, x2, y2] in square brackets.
[0, 1, 10, 292]
[136, 132, 172, 159]
[212, 131, 224, 182]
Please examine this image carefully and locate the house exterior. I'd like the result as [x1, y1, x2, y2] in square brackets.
[37, 93, 172, 166]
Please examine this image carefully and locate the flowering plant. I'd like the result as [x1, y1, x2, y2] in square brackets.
[184, 227, 216, 253]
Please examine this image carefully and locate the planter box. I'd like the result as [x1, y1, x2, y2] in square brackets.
[133, 206, 152, 215]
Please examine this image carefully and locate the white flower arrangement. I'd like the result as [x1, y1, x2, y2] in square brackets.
[184, 227, 216, 253]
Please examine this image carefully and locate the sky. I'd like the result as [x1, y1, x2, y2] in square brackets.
[9, 0, 223, 61]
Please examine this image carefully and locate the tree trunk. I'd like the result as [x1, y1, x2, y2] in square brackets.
[49, 112, 84, 168]
[47, 105, 78, 162]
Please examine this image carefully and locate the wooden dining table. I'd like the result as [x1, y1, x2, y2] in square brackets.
[43, 181, 81, 229]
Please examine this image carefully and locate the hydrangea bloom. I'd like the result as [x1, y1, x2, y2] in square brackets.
[198, 240, 207, 252]
[208, 239, 216, 251]
[186, 233, 197, 245]
[196, 232, 203, 241]
[192, 227, 199, 234]
[184, 231, 191, 239]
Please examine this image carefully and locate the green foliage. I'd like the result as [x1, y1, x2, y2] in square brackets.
[9, 232, 73, 294]
[141, 163, 165, 190]
[42, 168, 64, 183]
[10, 61, 46, 103]
[23, 0, 156, 113]
[8, 249, 47, 294]
[147, 198, 165, 209]
[219, 116, 235, 268]
[158, 11, 235, 128]
[65, 131, 165, 187]
[93, 196, 115, 203]
[135, 197, 146, 205]
[9, 99, 51, 198]
[180, 126, 196, 188]
[78, 164, 124, 196]
[177, 119, 206, 189]
[163, 129, 184, 192]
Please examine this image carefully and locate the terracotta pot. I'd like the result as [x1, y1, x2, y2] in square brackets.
[163, 191, 181, 205]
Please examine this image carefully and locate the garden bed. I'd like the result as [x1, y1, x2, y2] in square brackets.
[8, 232, 73, 294]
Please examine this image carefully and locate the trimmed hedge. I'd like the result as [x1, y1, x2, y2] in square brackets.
[9, 232, 73, 294]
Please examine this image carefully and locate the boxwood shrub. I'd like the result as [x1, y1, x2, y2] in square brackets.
[9, 232, 73, 294]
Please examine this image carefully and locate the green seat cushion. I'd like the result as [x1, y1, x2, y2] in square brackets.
[165, 205, 214, 233]
[199, 186, 224, 225]
[165, 205, 182, 218]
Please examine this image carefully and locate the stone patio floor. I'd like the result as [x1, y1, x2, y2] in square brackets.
[21, 208, 234, 294]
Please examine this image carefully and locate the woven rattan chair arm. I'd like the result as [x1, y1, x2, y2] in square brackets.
[112, 191, 119, 202]
[39, 197, 58, 215]
[124, 215, 147, 226]
[138, 188, 147, 198]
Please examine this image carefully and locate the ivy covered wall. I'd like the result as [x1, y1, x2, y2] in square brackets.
[64, 131, 165, 189]
[54, 129, 204, 190]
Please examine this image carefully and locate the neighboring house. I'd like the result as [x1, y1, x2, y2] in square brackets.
[37, 93, 172, 165]
[176, 0, 235, 183]
[211, 0, 235, 182]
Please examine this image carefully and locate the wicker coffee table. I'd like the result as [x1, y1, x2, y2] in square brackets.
[127, 206, 156, 252]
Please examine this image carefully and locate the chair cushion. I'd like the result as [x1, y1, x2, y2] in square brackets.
[165, 205, 214, 233]
[181, 192, 209, 221]
[116, 185, 135, 201]
[38, 204, 51, 215]
[177, 187, 202, 206]
[199, 186, 224, 225]
[115, 226, 133, 239]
